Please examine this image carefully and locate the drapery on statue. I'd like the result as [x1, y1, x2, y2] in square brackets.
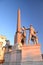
[28, 25, 38, 44]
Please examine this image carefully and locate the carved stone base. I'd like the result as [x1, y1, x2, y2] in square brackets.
[0, 44, 42, 65]
[21, 44, 42, 61]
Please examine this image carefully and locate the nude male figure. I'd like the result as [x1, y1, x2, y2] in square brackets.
[28, 25, 38, 44]
[21, 26, 26, 45]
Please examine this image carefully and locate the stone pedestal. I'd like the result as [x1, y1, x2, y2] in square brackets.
[0, 44, 42, 65]
[21, 44, 42, 61]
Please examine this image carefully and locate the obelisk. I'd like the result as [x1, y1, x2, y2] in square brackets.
[16, 9, 21, 44]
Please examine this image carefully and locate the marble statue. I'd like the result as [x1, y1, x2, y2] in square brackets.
[0, 36, 6, 64]
[28, 25, 38, 44]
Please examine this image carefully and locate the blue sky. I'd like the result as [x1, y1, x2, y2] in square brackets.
[0, 0, 43, 53]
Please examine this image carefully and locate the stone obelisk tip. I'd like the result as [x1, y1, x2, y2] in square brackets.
[15, 8, 21, 44]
